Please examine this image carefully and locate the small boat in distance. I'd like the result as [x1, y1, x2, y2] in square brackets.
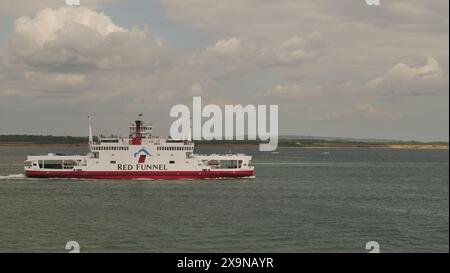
[24, 115, 254, 180]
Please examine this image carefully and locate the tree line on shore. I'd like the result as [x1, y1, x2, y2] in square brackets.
[0, 135, 447, 147]
[0, 135, 88, 144]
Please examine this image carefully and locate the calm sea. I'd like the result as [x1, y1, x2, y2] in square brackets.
[0, 146, 448, 253]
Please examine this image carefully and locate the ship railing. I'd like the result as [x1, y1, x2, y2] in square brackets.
[196, 153, 248, 156]
[27, 154, 87, 156]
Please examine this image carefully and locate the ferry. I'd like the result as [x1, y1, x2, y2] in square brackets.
[24, 115, 254, 180]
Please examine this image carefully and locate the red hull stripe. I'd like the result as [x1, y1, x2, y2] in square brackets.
[25, 170, 255, 180]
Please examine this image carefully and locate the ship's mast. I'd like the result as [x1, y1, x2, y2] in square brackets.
[188, 116, 192, 142]
[88, 115, 93, 145]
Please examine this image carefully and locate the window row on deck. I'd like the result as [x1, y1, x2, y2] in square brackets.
[157, 146, 193, 151]
[92, 146, 129, 151]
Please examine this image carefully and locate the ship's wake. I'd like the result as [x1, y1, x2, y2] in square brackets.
[132, 176, 256, 181]
[0, 174, 27, 180]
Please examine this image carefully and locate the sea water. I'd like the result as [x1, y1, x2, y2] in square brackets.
[0, 146, 448, 252]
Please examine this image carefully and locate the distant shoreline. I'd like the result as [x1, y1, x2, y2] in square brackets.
[0, 143, 87, 148]
[0, 142, 447, 150]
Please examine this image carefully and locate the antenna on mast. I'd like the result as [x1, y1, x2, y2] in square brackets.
[188, 116, 192, 142]
[88, 114, 93, 145]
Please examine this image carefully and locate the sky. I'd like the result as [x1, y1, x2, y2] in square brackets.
[0, 0, 448, 141]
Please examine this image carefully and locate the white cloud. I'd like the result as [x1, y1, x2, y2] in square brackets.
[14, 7, 126, 46]
[268, 32, 325, 66]
[0, 5, 180, 113]
[206, 38, 247, 58]
[202, 33, 326, 69]
[2, 7, 168, 76]
[367, 57, 448, 96]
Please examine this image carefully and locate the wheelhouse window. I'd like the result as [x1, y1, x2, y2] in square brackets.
[63, 160, 76, 169]
[219, 160, 238, 169]
[42, 160, 63, 169]
[206, 160, 239, 169]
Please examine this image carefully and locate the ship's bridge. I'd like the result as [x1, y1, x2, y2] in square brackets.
[90, 115, 195, 149]
[99, 135, 121, 144]
[129, 122, 152, 138]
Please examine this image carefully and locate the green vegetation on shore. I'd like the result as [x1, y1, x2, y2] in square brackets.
[0, 135, 447, 148]
[196, 139, 448, 148]
[0, 135, 88, 145]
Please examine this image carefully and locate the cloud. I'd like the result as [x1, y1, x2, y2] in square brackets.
[202, 32, 326, 69]
[267, 33, 325, 66]
[0, 6, 236, 114]
[0, 0, 121, 17]
[4, 7, 168, 74]
[266, 84, 323, 100]
[161, 0, 449, 35]
[317, 103, 402, 122]
[206, 38, 247, 59]
[0, 1, 447, 141]
[161, 0, 448, 80]
[14, 7, 127, 46]
[160, 0, 327, 38]
[367, 57, 448, 96]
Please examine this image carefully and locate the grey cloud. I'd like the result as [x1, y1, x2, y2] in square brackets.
[161, 0, 448, 79]
[0, 1, 447, 141]
[316, 103, 403, 122]
[161, 0, 448, 35]
[265, 84, 324, 100]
